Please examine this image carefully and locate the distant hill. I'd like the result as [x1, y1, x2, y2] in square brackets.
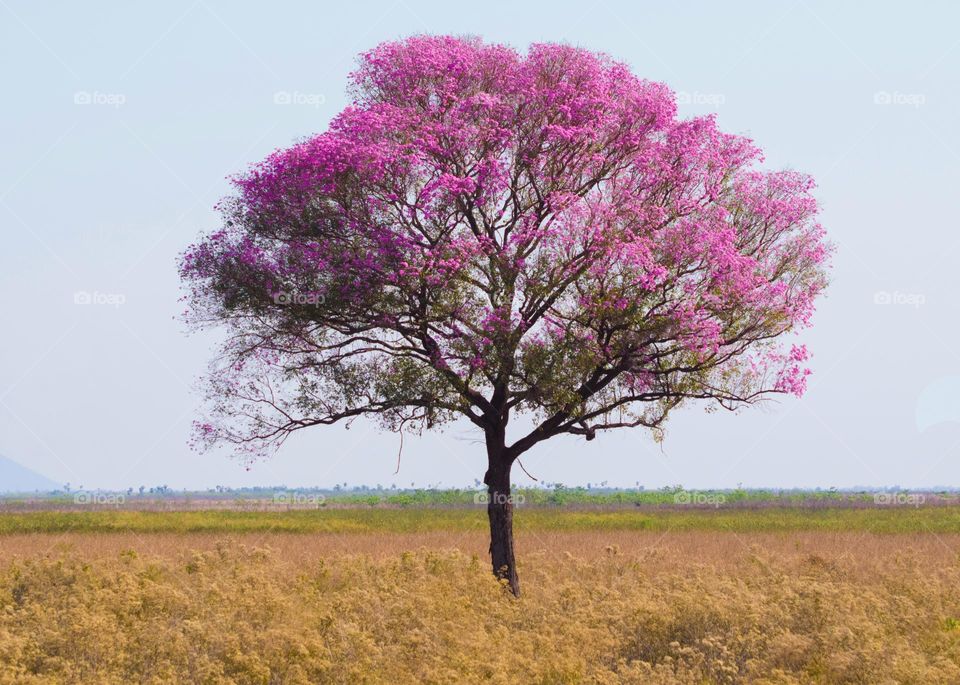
[0, 454, 59, 493]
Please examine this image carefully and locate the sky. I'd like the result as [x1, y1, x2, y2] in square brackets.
[2, 0, 959, 491]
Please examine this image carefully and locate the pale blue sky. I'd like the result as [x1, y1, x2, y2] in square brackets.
[2, 1, 959, 490]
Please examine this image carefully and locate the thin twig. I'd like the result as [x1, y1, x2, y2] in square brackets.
[516, 458, 538, 482]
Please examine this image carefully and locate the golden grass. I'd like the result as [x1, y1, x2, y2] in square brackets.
[2, 530, 960, 683]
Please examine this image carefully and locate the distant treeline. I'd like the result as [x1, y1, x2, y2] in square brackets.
[4, 485, 960, 509]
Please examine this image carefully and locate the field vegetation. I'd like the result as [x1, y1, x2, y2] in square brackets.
[3, 504, 960, 682]
[2, 504, 960, 536]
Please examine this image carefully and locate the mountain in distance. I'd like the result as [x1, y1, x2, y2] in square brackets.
[0, 454, 59, 493]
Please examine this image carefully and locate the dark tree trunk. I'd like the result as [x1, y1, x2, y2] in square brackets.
[484, 450, 520, 596]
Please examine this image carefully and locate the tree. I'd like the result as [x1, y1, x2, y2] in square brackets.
[180, 36, 830, 596]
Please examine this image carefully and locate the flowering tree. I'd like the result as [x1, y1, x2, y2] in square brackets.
[180, 36, 830, 595]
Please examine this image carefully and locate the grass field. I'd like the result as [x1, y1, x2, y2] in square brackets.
[1, 504, 958, 536]
[3, 505, 960, 683]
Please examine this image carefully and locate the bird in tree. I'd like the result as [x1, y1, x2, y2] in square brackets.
[180, 35, 830, 596]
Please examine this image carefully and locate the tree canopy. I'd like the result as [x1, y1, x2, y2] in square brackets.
[180, 35, 830, 465]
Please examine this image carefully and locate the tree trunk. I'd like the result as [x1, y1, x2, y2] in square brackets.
[485, 456, 520, 596]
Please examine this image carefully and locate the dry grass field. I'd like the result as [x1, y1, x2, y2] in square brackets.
[3, 509, 960, 683]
